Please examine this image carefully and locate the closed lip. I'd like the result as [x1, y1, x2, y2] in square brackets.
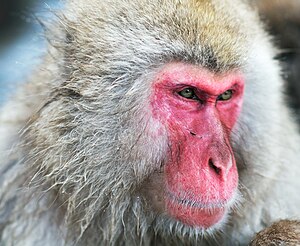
[166, 190, 229, 210]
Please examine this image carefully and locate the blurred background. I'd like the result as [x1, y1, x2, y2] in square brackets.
[0, 0, 61, 105]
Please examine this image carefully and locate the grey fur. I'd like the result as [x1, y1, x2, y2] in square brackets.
[1, 0, 300, 245]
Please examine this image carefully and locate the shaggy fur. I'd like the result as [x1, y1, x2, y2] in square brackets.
[1, 0, 300, 245]
[250, 220, 300, 245]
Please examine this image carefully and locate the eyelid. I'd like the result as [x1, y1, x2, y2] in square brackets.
[217, 89, 235, 101]
[177, 87, 196, 97]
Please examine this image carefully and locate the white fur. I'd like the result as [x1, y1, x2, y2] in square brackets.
[1, 0, 300, 245]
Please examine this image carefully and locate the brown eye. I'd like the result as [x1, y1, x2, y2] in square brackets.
[178, 88, 197, 99]
[217, 90, 233, 101]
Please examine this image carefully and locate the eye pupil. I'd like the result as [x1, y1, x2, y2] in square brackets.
[218, 90, 233, 101]
[178, 88, 196, 99]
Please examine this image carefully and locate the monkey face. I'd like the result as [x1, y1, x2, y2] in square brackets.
[140, 62, 245, 229]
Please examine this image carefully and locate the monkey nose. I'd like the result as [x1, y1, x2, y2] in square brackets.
[208, 158, 222, 175]
[208, 158, 232, 178]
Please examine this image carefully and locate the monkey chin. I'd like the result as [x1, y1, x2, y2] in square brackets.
[165, 197, 227, 229]
[164, 189, 241, 232]
[140, 173, 239, 232]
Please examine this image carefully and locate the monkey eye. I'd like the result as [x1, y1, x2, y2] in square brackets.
[178, 88, 197, 99]
[217, 90, 233, 101]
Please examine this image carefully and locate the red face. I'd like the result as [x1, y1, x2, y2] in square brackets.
[150, 63, 244, 228]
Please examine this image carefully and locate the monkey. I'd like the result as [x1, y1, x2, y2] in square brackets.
[1, 0, 300, 245]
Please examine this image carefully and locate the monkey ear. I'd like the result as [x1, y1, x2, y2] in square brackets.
[249, 220, 300, 246]
[253, 0, 300, 118]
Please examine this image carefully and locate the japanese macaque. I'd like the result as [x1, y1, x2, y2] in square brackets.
[1, 0, 300, 245]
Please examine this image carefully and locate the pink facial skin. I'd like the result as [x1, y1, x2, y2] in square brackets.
[151, 63, 244, 228]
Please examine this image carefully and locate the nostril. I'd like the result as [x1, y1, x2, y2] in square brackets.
[209, 158, 221, 175]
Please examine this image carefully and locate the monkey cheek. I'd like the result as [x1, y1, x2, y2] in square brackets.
[138, 172, 166, 213]
[165, 198, 227, 229]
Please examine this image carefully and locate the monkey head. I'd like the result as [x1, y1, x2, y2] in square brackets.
[22, 0, 284, 243]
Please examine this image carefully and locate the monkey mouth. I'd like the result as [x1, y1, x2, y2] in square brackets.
[166, 192, 228, 209]
[165, 191, 228, 229]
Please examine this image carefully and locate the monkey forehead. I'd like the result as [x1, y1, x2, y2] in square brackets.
[155, 63, 244, 94]
[65, 0, 260, 73]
